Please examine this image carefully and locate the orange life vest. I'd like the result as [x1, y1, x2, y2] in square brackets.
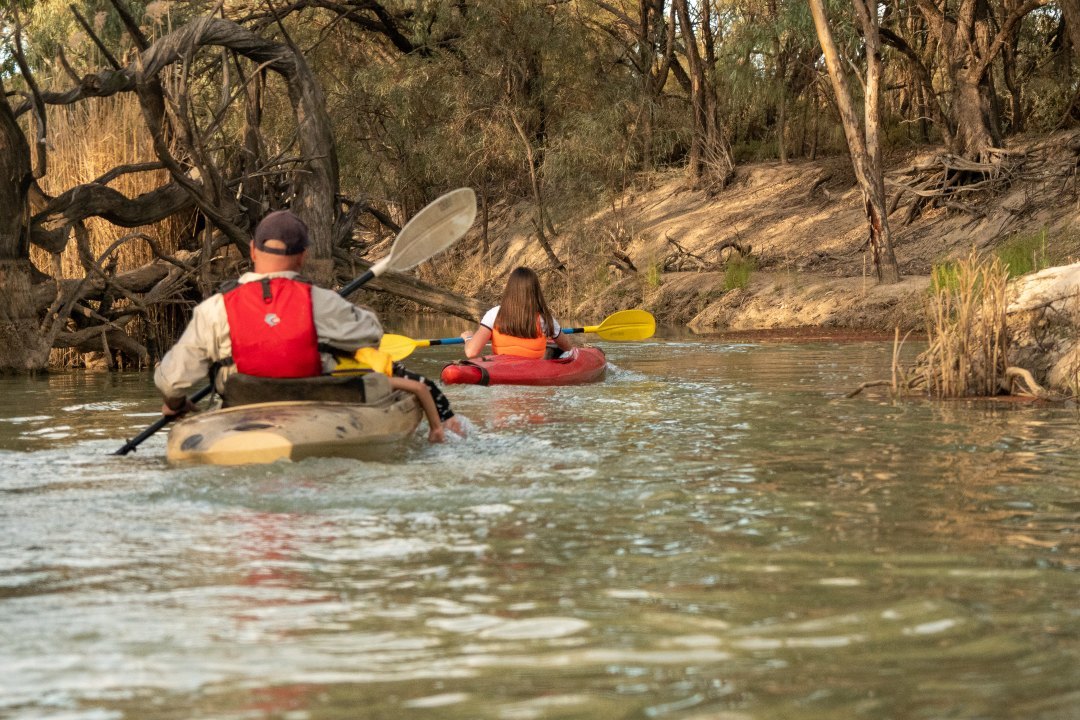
[222, 277, 322, 378]
[491, 318, 547, 359]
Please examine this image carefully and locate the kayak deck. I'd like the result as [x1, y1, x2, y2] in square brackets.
[166, 391, 421, 465]
[440, 346, 607, 386]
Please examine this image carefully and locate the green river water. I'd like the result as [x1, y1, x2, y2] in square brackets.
[1, 325, 1077, 719]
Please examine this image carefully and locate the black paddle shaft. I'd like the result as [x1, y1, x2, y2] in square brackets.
[113, 384, 214, 455]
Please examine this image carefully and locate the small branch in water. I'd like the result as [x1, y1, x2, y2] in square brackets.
[845, 380, 892, 398]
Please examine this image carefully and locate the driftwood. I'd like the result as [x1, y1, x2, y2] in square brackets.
[844, 379, 892, 398]
[1002, 366, 1052, 398]
[343, 266, 485, 322]
[1004, 262, 1080, 397]
[608, 249, 638, 275]
[661, 232, 751, 271]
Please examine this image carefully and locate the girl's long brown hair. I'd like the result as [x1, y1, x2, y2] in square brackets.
[494, 267, 554, 338]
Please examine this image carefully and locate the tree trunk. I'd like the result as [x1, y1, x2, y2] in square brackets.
[952, 69, 1001, 160]
[1000, 16, 1023, 132]
[809, 0, 901, 283]
[509, 110, 563, 270]
[1060, 0, 1080, 55]
[133, 16, 340, 282]
[905, 0, 1040, 161]
[341, 264, 485, 321]
[674, 0, 705, 181]
[0, 85, 51, 371]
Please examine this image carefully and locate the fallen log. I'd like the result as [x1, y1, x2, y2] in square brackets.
[337, 260, 484, 321]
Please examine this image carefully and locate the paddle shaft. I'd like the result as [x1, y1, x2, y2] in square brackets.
[415, 329, 592, 342]
[113, 385, 214, 455]
[378, 310, 653, 362]
[338, 269, 376, 298]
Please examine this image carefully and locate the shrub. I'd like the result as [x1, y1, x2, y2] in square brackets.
[930, 261, 963, 294]
[996, 230, 1050, 278]
[645, 258, 663, 289]
[723, 254, 756, 290]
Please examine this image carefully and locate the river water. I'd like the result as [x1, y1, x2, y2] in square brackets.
[1, 326, 1077, 719]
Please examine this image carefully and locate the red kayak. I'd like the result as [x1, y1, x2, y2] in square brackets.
[440, 347, 607, 386]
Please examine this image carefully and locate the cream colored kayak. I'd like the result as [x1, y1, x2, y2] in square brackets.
[166, 391, 421, 465]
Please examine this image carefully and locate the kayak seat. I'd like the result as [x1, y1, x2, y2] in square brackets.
[543, 345, 575, 360]
[221, 372, 392, 408]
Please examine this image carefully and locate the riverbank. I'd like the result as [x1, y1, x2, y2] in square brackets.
[449, 132, 1080, 334]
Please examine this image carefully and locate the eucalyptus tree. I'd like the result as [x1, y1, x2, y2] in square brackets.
[809, 0, 901, 283]
[879, 0, 1049, 162]
[297, 1, 642, 268]
[0, 80, 46, 370]
[670, 0, 735, 187]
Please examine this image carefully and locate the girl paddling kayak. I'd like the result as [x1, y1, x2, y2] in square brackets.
[462, 266, 573, 359]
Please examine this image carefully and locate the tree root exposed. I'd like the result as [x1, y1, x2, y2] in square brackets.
[1002, 366, 1054, 399]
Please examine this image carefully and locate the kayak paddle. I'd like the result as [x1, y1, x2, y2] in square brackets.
[378, 309, 656, 361]
[561, 309, 656, 341]
[113, 187, 478, 455]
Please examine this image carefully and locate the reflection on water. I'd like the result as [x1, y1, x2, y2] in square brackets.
[0, 328, 1077, 719]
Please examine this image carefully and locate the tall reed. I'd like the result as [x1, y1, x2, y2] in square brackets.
[31, 93, 186, 277]
[918, 250, 1009, 398]
[30, 91, 190, 367]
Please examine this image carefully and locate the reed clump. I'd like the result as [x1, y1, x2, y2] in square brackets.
[905, 250, 1010, 398]
[28, 90, 191, 368]
[31, 93, 185, 279]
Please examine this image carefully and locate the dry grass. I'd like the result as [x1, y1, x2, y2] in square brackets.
[31, 93, 187, 277]
[28, 91, 191, 368]
[914, 250, 1010, 398]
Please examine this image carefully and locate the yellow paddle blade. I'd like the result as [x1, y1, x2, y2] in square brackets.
[378, 333, 423, 361]
[331, 346, 396, 375]
[331, 355, 369, 375]
[590, 309, 656, 341]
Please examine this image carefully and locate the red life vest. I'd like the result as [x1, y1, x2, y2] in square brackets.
[222, 277, 322, 378]
[491, 318, 547, 359]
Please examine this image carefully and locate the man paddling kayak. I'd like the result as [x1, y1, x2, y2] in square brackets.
[154, 210, 460, 442]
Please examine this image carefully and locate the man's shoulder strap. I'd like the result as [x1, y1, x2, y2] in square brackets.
[217, 274, 314, 295]
[217, 279, 241, 295]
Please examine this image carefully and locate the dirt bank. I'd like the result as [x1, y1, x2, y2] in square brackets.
[455, 132, 1080, 332]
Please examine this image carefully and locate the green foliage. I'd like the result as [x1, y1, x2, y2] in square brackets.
[996, 230, 1050, 278]
[930, 261, 964, 295]
[646, 258, 662, 289]
[723, 254, 757, 290]
[6, 0, 1078, 254]
[7, 1, 156, 71]
[324, 0, 650, 219]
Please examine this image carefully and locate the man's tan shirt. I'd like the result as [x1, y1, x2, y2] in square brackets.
[154, 271, 383, 401]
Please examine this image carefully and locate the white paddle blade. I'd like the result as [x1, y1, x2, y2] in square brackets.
[384, 187, 477, 272]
